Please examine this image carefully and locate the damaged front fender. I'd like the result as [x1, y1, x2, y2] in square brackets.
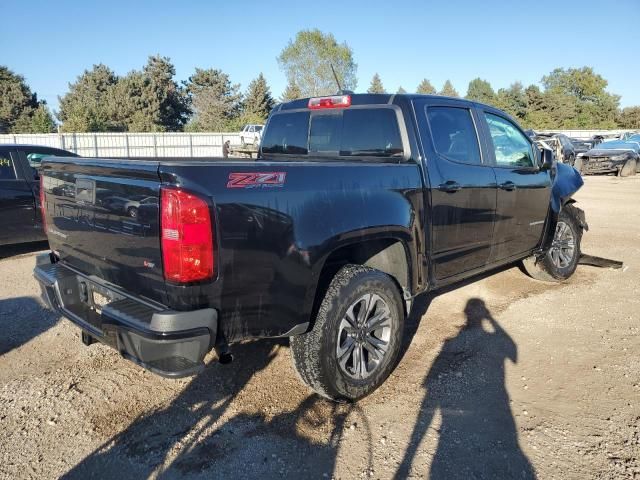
[550, 162, 584, 213]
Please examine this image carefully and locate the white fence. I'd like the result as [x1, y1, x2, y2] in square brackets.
[0, 132, 243, 158]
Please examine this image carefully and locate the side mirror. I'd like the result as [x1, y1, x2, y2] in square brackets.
[539, 148, 554, 171]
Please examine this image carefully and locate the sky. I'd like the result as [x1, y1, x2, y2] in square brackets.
[3, 0, 639, 114]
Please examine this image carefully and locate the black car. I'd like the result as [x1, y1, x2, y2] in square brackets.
[575, 139, 640, 176]
[0, 144, 78, 246]
[35, 94, 586, 401]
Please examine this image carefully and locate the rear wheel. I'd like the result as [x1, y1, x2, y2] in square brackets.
[522, 206, 582, 282]
[290, 265, 404, 401]
[619, 159, 637, 177]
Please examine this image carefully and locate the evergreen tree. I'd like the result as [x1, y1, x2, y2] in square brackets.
[416, 78, 436, 95]
[367, 73, 385, 94]
[439, 80, 459, 97]
[57, 64, 118, 132]
[466, 78, 496, 104]
[0, 66, 52, 133]
[280, 81, 302, 102]
[184, 68, 242, 132]
[397, 86, 407, 94]
[243, 73, 274, 121]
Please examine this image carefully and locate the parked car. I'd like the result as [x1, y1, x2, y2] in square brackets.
[239, 124, 264, 146]
[35, 94, 586, 401]
[575, 139, 640, 176]
[569, 138, 597, 156]
[533, 133, 576, 165]
[0, 144, 77, 246]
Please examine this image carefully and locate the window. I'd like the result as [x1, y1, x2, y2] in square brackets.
[340, 109, 403, 157]
[308, 108, 403, 157]
[262, 108, 404, 158]
[0, 153, 16, 180]
[427, 107, 481, 165]
[255, 126, 263, 132]
[261, 112, 310, 155]
[26, 152, 50, 168]
[484, 113, 535, 168]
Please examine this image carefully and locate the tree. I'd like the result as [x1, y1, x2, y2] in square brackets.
[277, 29, 357, 97]
[184, 68, 242, 132]
[367, 73, 385, 94]
[618, 106, 640, 129]
[57, 64, 119, 132]
[280, 81, 302, 102]
[465, 78, 496, 104]
[243, 73, 274, 121]
[397, 86, 407, 94]
[439, 80, 459, 97]
[142, 55, 190, 131]
[0, 66, 52, 133]
[416, 78, 436, 95]
[495, 82, 527, 120]
[541, 67, 620, 128]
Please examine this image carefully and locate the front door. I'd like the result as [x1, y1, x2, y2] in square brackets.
[416, 100, 497, 280]
[480, 111, 551, 262]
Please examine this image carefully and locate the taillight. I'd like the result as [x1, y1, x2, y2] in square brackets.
[308, 95, 351, 109]
[39, 175, 46, 233]
[160, 187, 214, 283]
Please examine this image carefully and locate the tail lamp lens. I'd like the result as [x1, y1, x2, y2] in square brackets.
[160, 187, 214, 283]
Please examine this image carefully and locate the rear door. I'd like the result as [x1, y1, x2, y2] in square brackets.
[478, 110, 551, 262]
[0, 147, 39, 245]
[415, 99, 497, 280]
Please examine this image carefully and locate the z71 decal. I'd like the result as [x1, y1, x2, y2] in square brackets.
[227, 172, 287, 189]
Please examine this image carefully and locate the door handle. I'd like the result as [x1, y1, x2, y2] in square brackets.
[499, 181, 516, 191]
[437, 181, 461, 193]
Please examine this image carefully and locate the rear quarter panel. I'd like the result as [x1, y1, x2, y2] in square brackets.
[160, 161, 424, 342]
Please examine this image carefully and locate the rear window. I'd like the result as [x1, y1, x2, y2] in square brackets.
[262, 108, 404, 158]
[261, 112, 310, 155]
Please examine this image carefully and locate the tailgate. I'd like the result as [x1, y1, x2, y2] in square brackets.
[41, 158, 166, 304]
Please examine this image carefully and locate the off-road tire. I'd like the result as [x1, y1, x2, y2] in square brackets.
[574, 157, 583, 175]
[619, 159, 637, 177]
[522, 205, 583, 282]
[290, 265, 404, 402]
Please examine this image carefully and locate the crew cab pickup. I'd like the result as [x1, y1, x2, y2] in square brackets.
[0, 144, 77, 246]
[34, 94, 585, 401]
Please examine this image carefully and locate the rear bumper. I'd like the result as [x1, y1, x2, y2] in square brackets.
[34, 255, 217, 378]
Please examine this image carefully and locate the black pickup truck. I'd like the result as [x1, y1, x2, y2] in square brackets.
[0, 144, 77, 246]
[35, 94, 586, 401]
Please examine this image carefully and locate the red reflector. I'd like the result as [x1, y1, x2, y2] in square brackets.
[39, 175, 46, 233]
[160, 187, 214, 283]
[308, 95, 351, 109]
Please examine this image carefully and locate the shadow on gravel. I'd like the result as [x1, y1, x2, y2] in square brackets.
[0, 241, 49, 260]
[0, 296, 58, 356]
[395, 298, 535, 479]
[63, 339, 371, 479]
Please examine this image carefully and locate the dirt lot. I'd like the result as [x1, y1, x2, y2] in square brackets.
[0, 175, 639, 479]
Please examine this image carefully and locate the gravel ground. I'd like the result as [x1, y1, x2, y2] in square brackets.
[0, 175, 639, 479]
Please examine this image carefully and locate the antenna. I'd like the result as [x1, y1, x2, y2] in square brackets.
[330, 64, 342, 92]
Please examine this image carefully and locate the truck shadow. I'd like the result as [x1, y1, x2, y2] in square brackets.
[62, 339, 371, 479]
[0, 296, 58, 356]
[0, 241, 48, 260]
[395, 297, 535, 479]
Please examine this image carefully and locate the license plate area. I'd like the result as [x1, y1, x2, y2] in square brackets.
[76, 276, 124, 315]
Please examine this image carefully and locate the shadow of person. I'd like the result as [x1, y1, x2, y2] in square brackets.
[395, 298, 535, 479]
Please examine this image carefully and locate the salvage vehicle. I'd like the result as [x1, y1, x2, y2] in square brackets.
[574, 139, 640, 176]
[534, 133, 576, 165]
[239, 124, 264, 146]
[34, 94, 586, 401]
[569, 137, 596, 156]
[0, 144, 77, 246]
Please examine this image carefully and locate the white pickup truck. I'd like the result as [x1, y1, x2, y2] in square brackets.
[239, 124, 264, 146]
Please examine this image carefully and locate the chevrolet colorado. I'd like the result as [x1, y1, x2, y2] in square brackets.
[34, 93, 586, 401]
